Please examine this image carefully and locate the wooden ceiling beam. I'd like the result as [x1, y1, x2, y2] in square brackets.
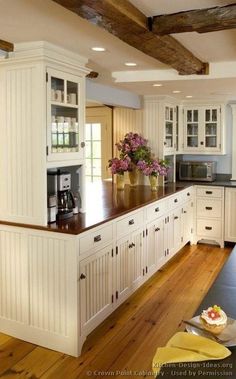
[152, 4, 236, 35]
[53, 0, 208, 75]
[0, 39, 14, 52]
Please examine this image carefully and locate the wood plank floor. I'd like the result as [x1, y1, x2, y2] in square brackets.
[0, 244, 232, 379]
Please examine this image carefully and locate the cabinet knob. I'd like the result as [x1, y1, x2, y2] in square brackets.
[94, 234, 101, 242]
[183, 211, 187, 214]
[129, 219, 134, 225]
[80, 273, 86, 280]
[155, 207, 159, 212]
[187, 192, 190, 196]
[200, 141, 204, 145]
[155, 227, 160, 232]
[174, 199, 178, 203]
[174, 216, 179, 220]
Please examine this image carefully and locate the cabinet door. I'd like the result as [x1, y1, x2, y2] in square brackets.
[47, 68, 85, 162]
[115, 236, 131, 304]
[164, 105, 176, 154]
[146, 222, 158, 276]
[183, 108, 200, 151]
[173, 207, 182, 253]
[225, 188, 236, 242]
[181, 201, 193, 245]
[164, 215, 174, 260]
[204, 107, 221, 152]
[79, 245, 113, 335]
[130, 229, 144, 290]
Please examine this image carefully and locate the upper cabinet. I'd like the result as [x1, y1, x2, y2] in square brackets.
[0, 42, 89, 226]
[47, 69, 85, 162]
[183, 105, 223, 154]
[164, 105, 176, 155]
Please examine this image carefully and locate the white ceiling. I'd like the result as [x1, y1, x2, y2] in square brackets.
[1, 0, 236, 100]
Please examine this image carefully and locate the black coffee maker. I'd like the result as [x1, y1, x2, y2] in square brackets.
[57, 172, 75, 220]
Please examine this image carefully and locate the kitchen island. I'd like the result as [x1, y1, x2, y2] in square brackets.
[0, 181, 194, 357]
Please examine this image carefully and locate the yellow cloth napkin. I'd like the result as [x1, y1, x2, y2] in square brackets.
[152, 332, 231, 376]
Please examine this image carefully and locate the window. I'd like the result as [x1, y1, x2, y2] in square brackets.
[85, 123, 102, 182]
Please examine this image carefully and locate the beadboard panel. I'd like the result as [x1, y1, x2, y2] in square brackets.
[28, 234, 75, 337]
[80, 245, 112, 335]
[113, 107, 143, 156]
[0, 64, 46, 225]
[143, 100, 160, 156]
[0, 230, 29, 323]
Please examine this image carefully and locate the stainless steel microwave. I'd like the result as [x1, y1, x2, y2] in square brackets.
[178, 161, 216, 182]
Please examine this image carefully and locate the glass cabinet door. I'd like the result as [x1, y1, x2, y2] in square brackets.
[185, 109, 199, 148]
[47, 69, 84, 161]
[164, 106, 174, 151]
[204, 108, 219, 149]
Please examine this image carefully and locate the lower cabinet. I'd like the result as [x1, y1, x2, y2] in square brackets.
[115, 227, 145, 305]
[225, 187, 236, 242]
[79, 244, 113, 336]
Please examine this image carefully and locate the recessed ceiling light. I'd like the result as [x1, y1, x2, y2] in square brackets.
[186, 95, 193, 98]
[153, 83, 163, 87]
[125, 62, 137, 66]
[173, 90, 181, 93]
[91, 47, 106, 52]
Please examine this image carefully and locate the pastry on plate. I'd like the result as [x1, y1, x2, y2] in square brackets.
[200, 305, 227, 335]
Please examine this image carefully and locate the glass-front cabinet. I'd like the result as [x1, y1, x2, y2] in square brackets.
[164, 105, 176, 154]
[183, 106, 221, 153]
[47, 68, 84, 162]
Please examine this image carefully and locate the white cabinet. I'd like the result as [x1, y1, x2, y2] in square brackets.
[47, 68, 85, 162]
[194, 185, 224, 247]
[164, 105, 176, 155]
[225, 188, 236, 242]
[183, 105, 222, 153]
[115, 226, 145, 304]
[0, 42, 89, 226]
[79, 244, 113, 335]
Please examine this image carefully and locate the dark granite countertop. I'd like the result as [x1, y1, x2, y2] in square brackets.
[177, 174, 236, 187]
[0, 182, 191, 235]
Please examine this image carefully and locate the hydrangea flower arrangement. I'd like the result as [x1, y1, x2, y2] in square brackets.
[108, 157, 131, 175]
[137, 158, 169, 177]
[116, 132, 150, 164]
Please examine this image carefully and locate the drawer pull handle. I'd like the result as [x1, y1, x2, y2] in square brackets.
[94, 235, 101, 242]
[206, 191, 213, 194]
[174, 199, 178, 203]
[80, 273, 86, 280]
[129, 219, 134, 225]
[155, 207, 159, 212]
[174, 216, 179, 220]
[155, 227, 160, 232]
[205, 226, 212, 230]
[205, 206, 212, 210]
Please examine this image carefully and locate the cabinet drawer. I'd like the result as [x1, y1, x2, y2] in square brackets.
[168, 193, 183, 208]
[196, 186, 223, 198]
[197, 199, 222, 218]
[182, 187, 193, 202]
[116, 210, 143, 238]
[197, 219, 222, 238]
[79, 224, 113, 255]
[146, 200, 167, 222]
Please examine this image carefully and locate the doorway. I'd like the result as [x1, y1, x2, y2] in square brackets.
[85, 105, 112, 182]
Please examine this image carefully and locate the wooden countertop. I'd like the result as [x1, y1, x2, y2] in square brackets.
[0, 182, 191, 235]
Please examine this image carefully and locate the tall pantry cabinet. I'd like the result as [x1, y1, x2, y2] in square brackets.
[0, 42, 89, 226]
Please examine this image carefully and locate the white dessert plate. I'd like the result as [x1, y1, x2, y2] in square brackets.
[185, 315, 236, 347]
